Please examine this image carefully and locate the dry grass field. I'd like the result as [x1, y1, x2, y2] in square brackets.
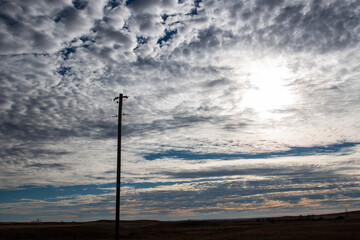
[0, 211, 359, 240]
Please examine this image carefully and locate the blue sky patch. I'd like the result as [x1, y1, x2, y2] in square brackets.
[144, 142, 359, 160]
[57, 66, 71, 76]
[188, 8, 198, 16]
[161, 14, 169, 23]
[125, 0, 137, 6]
[0, 183, 115, 203]
[72, 0, 88, 10]
[187, 0, 202, 15]
[194, 0, 202, 8]
[61, 47, 76, 60]
[137, 36, 148, 45]
[157, 29, 178, 46]
[107, 0, 121, 9]
[122, 178, 223, 189]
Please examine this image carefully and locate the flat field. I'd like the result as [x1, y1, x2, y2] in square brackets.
[0, 211, 359, 240]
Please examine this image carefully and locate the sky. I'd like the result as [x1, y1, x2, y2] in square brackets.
[0, 0, 359, 222]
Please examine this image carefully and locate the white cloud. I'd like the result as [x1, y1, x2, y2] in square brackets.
[0, 0, 359, 221]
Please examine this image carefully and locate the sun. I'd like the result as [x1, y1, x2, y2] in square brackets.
[240, 59, 296, 119]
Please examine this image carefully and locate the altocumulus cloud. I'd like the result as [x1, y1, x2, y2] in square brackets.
[0, 0, 359, 221]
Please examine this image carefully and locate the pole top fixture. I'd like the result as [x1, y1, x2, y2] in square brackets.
[114, 95, 128, 101]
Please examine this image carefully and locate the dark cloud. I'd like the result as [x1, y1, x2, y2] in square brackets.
[0, 146, 70, 166]
[26, 163, 69, 170]
[134, 13, 159, 32]
[0, 11, 18, 26]
[178, 0, 359, 54]
[123, 114, 213, 137]
[162, 166, 328, 179]
[193, 26, 231, 49]
[252, 0, 360, 52]
[0, 122, 75, 142]
[0, 15, 56, 53]
[203, 78, 231, 88]
[120, 174, 360, 217]
[95, 25, 132, 43]
[54, 6, 83, 31]
[256, 0, 284, 10]
[0, 1, 59, 53]
[93, 22, 135, 51]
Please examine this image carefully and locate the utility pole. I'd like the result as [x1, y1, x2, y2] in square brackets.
[114, 93, 128, 240]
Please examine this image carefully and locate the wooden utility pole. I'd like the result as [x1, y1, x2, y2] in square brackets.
[114, 93, 127, 240]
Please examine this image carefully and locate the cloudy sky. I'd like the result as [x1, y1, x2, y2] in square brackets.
[0, 0, 359, 222]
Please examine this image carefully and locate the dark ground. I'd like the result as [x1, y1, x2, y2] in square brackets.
[0, 211, 359, 240]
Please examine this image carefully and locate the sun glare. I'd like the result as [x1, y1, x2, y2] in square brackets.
[240, 59, 296, 119]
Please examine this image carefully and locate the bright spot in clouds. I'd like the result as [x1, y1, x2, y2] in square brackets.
[240, 58, 296, 119]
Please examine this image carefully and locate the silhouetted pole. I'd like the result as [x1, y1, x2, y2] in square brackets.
[114, 93, 127, 240]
